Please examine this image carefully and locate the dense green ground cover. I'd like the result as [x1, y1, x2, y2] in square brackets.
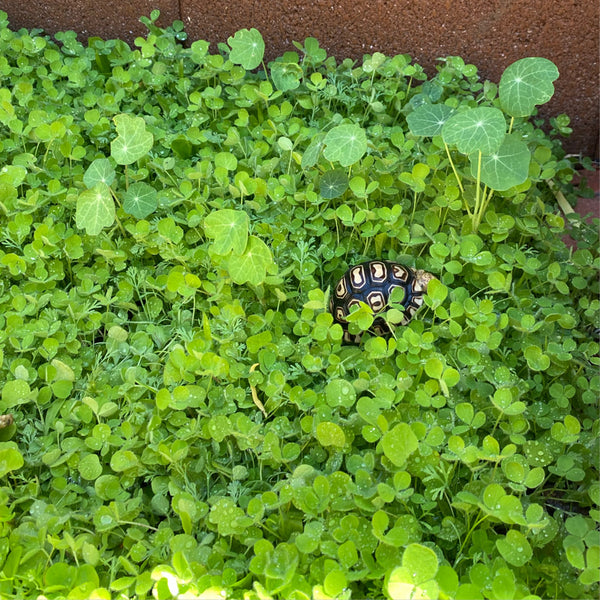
[0, 10, 598, 599]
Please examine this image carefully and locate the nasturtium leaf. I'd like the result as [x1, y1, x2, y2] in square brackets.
[471, 135, 531, 190]
[320, 169, 348, 199]
[381, 423, 418, 466]
[270, 62, 302, 91]
[499, 57, 559, 117]
[228, 28, 265, 70]
[442, 107, 506, 155]
[123, 182, 158, 219]
[496, 530, 532, 566]
[0, 442, 24, 477]
[83, 157, 115, 188]
[323, 124, 367, 167]
[110, 113, 154, 165]
[407, 104, 454, 137]
[76, 183, 115, 235]
[204, 208, 249, 256]
[227, 235, 274, 285]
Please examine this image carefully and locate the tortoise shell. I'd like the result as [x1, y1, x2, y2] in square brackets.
[329, 260, 434, 343]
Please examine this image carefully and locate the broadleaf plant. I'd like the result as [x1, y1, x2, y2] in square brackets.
[0, 9, 597, 600]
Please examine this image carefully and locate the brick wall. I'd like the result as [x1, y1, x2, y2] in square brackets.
[2, 0, 598, 156]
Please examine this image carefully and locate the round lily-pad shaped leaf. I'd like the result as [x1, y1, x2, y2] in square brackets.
[320, 169, 349, 199]
[123, 182, 158, 219]
[227, 235, 273, 286]
[76, 183, 115, 236]
[442, 107, 506, 155]
[323, 124, 368, 167]
[204, 208, 249, 256]
[83, 157, 115, 188]
[499, 57, 559, 117]
[407, 104, 454, 137]
[270, 62, 303, 91]
[111, 114, 154, 165]
[228, 28, 265, 70]
[471, 135, 531, 190]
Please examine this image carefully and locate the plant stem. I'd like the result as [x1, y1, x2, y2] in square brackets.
[472, 151, 482, 231]
[445, 143, 464, 194]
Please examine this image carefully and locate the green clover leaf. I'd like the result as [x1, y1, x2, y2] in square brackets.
[496, 530, 533, 567]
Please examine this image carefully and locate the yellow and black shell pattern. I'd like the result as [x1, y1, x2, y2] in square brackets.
[329, 260, 434, 343]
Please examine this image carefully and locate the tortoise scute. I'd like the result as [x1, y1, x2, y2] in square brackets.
[330, 260, 434, 344]
[366, 290, 386, 312]
[391, 264, 410, 283]
[369, 261, 387, 282]
[350, 265, 368, 289]
[335, 278, 348, 298]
